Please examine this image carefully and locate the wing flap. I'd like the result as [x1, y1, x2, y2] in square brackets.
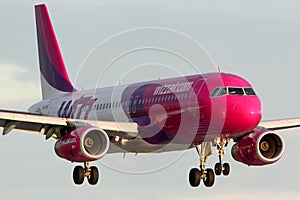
[67, 119, 138, 139]
[0, 110, 67, 135]
[0, 110, 138, 139]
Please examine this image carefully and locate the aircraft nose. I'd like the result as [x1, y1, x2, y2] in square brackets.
[229, 97, 262, 133]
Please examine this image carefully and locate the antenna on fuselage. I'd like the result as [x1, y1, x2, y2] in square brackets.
[217, 65, 221, 73]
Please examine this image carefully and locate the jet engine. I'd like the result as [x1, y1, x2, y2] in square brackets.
[55, 126, 110, 162]
[231, 129, 285, 166]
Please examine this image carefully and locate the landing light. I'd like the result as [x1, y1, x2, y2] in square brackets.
[115, 136, 120, 142]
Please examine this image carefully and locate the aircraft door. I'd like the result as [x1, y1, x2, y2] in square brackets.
[131, 96, 139, 114]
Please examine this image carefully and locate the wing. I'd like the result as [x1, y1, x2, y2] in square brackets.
[258, 118, 300, 131]
[0, 109, 138, 139]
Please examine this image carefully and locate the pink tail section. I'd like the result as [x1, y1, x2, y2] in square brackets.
[35, 4, 76, 99]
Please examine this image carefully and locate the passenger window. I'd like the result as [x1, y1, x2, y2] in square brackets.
[173, 95, 176, 100]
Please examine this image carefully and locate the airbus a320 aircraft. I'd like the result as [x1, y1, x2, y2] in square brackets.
[0, 4, 298, 187]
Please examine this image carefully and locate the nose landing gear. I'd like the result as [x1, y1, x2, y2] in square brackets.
[214, 137, 230, 176]
[188, 138, 231, 188]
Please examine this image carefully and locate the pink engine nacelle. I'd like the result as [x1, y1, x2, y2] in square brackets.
[231, 129, 285, 166]
[55, 126, 110, 162]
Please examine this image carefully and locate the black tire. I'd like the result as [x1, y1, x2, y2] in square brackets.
[88, 166, 99, 185]
[223, 163, 230, 176]
[203, 168, 215, 187]
[189, 168, 201, 187]
[73, 166, 85, 185]
[214, 163, 222, 176]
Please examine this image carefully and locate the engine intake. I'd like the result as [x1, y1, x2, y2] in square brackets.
[55, 126, 110, 162]
[231, 129, 285, 166]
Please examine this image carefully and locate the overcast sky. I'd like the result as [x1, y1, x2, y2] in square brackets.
[0, 0, 300, 199]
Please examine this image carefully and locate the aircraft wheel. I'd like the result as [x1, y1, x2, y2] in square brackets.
[203, 168, 215, 187]
[73, 166, 85, 185]
[214, 163, 222, 176]
[189, 168, 201, 187]
[88, 166, 99, 185]
[223, 163, 230, 176]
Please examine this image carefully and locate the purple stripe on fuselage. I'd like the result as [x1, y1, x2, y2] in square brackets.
[37, 32, 75, 92]
[120, 82, 179, 144]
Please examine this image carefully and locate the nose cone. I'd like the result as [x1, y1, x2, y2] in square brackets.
[226, 96, 262, 135]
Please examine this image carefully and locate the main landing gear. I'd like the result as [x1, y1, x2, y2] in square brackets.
[73, 162, 99, 185]
[189, 143, 215, 187]
[188, 138, 231, 188]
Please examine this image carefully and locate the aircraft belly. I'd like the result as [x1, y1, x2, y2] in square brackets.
[107, 137, 192, 154]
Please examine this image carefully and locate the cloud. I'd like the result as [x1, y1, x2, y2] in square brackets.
[0, 63, 40, 110]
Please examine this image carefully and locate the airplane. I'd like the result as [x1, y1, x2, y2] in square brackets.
[0, 3, 299, 187]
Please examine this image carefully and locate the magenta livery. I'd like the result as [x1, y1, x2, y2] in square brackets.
[1, 4, 297, 187]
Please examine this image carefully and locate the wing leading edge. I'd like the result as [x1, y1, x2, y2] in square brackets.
[258, 118, 300, 131]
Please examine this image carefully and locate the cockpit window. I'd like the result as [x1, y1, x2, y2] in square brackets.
[210, 88, 220, 97]
[228, 87, 244, 95]
[244, 88, 256, 95]
[218, 87, 227, 96]
[210, 87, 256, 97]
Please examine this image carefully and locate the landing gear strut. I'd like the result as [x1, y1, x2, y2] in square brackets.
[188, 138, 231, 188]
[214, 137, 230, 176]
[188, 142, 215, 188]
[73, 162, 99, 185]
